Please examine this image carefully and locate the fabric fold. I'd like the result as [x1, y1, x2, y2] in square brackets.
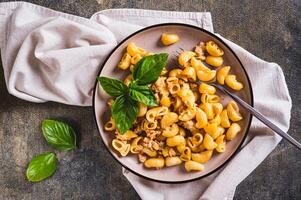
[0, 2, 117, 105]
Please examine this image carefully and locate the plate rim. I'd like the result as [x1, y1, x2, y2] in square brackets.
[92, 23, 254, 184]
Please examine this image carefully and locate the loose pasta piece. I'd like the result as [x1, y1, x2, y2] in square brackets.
[169, 69, 183, 78]
[161, 112, 179, 128]
[212, 103, 223, 115]
[220, 110, 231, 128]
[104, 118, 116, 131]
[118, 53, 131, 70]
[178, 88, 196, 107]
[205, 56, 223, 67]
[181, 67, 197, 81]
[180, 147, 191, 161]
[143, 147, 157, 157]
[226, 123, 241, 140]
[165, 156, 182, 167]
[192, 133, 203, 146]
[146, 107, 168, 122]
[217, 66, 231, 85]
[184, 161, 205, 172]
[130, 137, 143, 154]
[130, 54, 143, 65]
[191, 150, 213, 163]
[162, 123, 180, 138]
[127, 42, 147, 56]
[142, 119, 158, 130]
[205, 41, 224, 57]
[112, 139, 130, 156]
[166, 135, 186, 147]
[201, 93, 220, 104]
[215, 135, 226, 153]
[197, 68, 217, 82]
[199, 83, 216, 95]
[178, 51, 195, 67]
[195, 108, 208, 129]
[166, 79, 181, 95]
[178, 107, 196, 121]
[161, 33, 180, 46]
[116, 130, 138, 141]
[227, 101, 243, 122]
[201, 103, 215, 120]
[144, 158, 165, 169]
[225, 75, 244, 91]
[204, 123, 219, 139]
[203, 134, 218, 150]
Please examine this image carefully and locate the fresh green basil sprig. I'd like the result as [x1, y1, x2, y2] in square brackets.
[97, 53, 168, 134]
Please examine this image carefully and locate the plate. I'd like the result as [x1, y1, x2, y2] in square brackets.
[93, 23, 253, 183]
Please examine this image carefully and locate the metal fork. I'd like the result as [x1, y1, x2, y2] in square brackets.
[211, 82, 301, 150]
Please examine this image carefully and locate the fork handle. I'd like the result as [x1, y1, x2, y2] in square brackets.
[215, 84, 301, 150]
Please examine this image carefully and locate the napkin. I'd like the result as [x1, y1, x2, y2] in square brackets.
[0, 2, 292, 200]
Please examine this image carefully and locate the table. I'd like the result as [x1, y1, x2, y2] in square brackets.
[0, 0, 300, 199]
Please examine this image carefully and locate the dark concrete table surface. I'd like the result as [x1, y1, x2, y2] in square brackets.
[0, 0, 300, 199]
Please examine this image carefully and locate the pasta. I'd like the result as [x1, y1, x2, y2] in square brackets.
[205, 41, 224, 57]
[199, 83, 216, 95]
[104, 39, 246, 173]
[227, 101, 243, 122]
[127, 42, 147, 56]
[226, 123, 241, 141]
[217, 66, 231, 85]
[161, 112, 179, 128]
[205, 56, 223, 67]
[184, 161, 205, 172]
[144, 158, 165, 169]
[118, 53, 131, 70]
[225, 75, 244, 91]
[191, 150, 213, 163]
[165, 156, 182, 167]
[166, 135, 186, 147]
[161, 33, 180, 46]
[104, 118, 116, 131]
[178, 51, 196, 67]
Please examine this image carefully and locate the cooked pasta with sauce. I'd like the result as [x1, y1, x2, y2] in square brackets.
[102, 36, 244, 172]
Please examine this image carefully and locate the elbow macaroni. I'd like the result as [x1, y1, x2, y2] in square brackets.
[161, 33, 180, 46]
[104, 39, 246, 172]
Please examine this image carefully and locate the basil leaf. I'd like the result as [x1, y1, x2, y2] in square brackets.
[42, 120, 76, 151]
[133, 53, 168, 85]
[26, 152, 57, 182]
[111, 95, 138, 134]
[129, 83, 158, 106]
[97, 77, 128, 97]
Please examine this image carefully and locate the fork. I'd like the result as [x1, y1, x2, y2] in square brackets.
[210, 82, 301, 150]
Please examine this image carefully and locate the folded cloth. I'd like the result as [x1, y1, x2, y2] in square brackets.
[0, 2, 292, 200]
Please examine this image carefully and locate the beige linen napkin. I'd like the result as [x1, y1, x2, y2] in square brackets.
[0, 2, 292, 200]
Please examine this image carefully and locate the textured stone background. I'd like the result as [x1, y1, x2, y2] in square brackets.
[0, 0, 300, 199]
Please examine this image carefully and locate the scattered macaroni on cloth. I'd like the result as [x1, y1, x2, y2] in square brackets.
[0, 2, 292, 200]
